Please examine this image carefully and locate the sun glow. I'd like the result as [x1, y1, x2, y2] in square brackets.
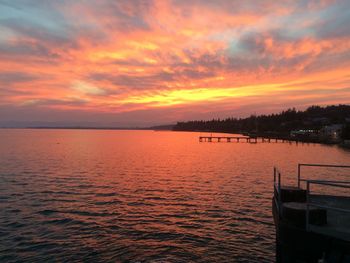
[1, 1, 350, 124]
[122, 83, 286, 107]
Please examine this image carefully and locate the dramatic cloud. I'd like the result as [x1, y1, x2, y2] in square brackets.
[0, 0, 349, 126]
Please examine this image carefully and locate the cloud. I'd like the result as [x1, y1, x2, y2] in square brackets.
[71, 81, 106, 95]
[0, 72, 38, 84]
[0, 0, 349, 124]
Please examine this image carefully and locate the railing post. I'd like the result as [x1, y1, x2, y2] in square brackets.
[298, 164, 301, 188]
[306, 181, 310, 231]
[278, 171, 281, 191]
[278, 171, 282, 217]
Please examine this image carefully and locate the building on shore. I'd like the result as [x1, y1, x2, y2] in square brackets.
[319, 124, 343, 143]
[290, 129, 319, 140]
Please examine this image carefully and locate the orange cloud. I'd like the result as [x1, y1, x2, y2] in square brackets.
[1, 0, 350, 125]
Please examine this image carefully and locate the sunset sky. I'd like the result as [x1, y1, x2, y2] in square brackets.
[1, 0, 350, 126]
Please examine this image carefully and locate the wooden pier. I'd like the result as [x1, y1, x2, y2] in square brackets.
[199, 136, 300, 144]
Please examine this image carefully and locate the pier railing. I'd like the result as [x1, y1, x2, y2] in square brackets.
[274, 164, 350, 230]
[305, 179, 350, 232]
[298, 163, 350, 188]
[273, 167, 282, 217]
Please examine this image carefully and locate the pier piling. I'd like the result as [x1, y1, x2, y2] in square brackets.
[198, 136, 301, 144]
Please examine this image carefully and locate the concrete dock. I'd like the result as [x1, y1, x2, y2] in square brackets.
[273, 164, 350, 262]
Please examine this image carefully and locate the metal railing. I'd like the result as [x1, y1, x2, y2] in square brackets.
[298, 163, 350, 188]
[273, 167, 282, 217]
[273, 163, 350, 231]
[305, 179, 350, 232]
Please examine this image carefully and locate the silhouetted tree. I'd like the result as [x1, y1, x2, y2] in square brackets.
[342, 124, 350, 140]
[173, 104, 350, 135]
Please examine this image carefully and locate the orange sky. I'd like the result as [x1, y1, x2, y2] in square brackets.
[1, 0, 350, 126]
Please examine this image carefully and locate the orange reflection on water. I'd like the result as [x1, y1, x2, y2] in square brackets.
[0, 129, 349, 261]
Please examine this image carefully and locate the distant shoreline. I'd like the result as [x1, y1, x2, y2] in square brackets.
[0, 127, 149, 130]
[1, 127, 349, 149]
[0, 126, 174, 131]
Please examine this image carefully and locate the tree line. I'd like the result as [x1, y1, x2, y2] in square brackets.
[173, 105, 350, 138]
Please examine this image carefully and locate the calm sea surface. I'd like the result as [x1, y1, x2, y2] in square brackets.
[1, 129, 350, 262]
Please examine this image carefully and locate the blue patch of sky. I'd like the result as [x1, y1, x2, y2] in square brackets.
[0, 1, 69, 36]
[227, 38, 244, 57]
[265, 11, 321, 40]
[269, 1, 350, 41]
[0, 25, 15, 43]
[313, 1, 350, 39]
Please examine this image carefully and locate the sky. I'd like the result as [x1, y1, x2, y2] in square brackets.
[0, 0, 350, 127]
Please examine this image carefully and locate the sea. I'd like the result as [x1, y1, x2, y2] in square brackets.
[1, 129, 349, 262]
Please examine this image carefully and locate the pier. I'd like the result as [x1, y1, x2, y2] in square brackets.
[199, 136, 301, 144]
[273, 164, 350, 262]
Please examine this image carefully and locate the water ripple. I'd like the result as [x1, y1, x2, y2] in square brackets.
[6, 130, 340, 262]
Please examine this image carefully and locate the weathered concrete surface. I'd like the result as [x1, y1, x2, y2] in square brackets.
[273, 193, 350, 262]
[282, 202, 327, 227]
[280, 186, 307, 203]
[309, 195, 350, 242]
